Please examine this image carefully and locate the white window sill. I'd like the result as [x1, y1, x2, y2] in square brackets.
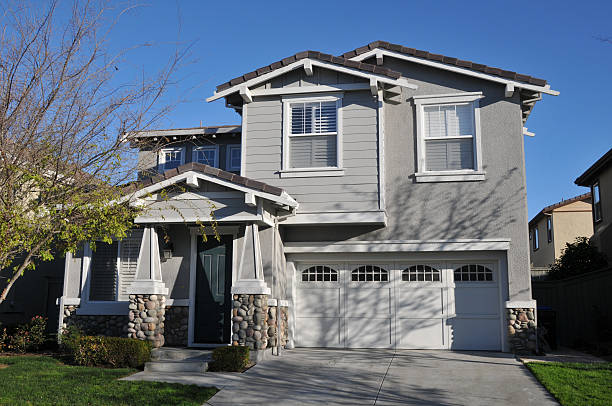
[414, 170, 486, 183]
[279, 168, 345, 178]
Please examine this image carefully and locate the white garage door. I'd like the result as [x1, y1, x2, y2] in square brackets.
[295, 262, 501, 350]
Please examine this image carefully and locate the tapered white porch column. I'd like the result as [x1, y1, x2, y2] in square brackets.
[231, 223, 270, 295]
[131, 226, 168, 295]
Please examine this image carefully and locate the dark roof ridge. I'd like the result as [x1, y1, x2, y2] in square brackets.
[342, 40, 548, 87]
[215, 50, 402, 92]
[529, 192, 592, 225]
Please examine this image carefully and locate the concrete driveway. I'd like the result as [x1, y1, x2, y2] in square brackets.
[206, 349, 557, 406]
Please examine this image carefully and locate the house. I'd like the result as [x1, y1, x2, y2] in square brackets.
[57, 41, 558, 354]
[575, 148, 612, 261]
[528, 193, 593, 274]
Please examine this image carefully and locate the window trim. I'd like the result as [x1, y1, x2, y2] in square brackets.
[281, 94, 344, 175]
[413, 92, 485, 182]
[226, 144, 241, 171]
[192, 145, 219, 168]
[158, 146, 186, 172]
[593, 181, 602, 223]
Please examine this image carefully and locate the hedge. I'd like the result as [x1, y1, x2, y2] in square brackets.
[207, 346, 250, 372]
[68, 336, 151, 368]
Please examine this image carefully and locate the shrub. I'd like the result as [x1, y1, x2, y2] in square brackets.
[59, 325, 82, 354]
[207, 346, 250, 372]
[0, 316, 47, 353]
[548, 237, 608, 279]
[69, 336, 151, 368]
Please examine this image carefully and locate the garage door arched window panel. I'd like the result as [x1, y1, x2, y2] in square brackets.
[301, 266, 338, 282]
[402, 265, 441, 282]
[454, 264, 493, 282]
[351, 265, 389, 282]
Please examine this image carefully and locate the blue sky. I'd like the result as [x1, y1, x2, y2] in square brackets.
[105, 0, 612, 218]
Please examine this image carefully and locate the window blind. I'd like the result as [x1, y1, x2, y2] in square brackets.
[289, 101, 338, 168]
[290, 101, 337, 135]
[290, 135, 337, 168]
[89, 241, 118, 301]
[118, 229, 143, 300]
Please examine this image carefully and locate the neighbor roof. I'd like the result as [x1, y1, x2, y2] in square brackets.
[215, 50, 402, 92]
[529, 192, 592, 226]
[133, 125, 241, 138]
[343, 40, 548, 86]
[575, 148, 612, 186]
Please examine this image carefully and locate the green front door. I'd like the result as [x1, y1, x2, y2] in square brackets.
[194, 235, 232, 344]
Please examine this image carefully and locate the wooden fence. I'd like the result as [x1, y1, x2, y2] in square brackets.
[532, 267, 612, 347]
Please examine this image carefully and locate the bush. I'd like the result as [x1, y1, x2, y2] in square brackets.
[68, 336, 151, 368]
[207, 346, 250, 372]
[0, 316, 47, 353]
[548, 237, 608, 279]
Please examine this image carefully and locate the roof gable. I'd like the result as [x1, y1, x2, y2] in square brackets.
[529, 192, 592, 226]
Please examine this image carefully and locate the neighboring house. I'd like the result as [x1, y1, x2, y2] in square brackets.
[575, 148, 612, 261]
[528, 193, 593, 272]
[57, 41, 558, 354]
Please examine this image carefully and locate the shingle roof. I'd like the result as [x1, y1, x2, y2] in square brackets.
[215, 50, 402, 92]
[137, 162, 284, 196]
[342, 40, 548, 87]
[575, 148, 612, 186]
[133, 125, 241, 138]
[529, 192, 592, 226]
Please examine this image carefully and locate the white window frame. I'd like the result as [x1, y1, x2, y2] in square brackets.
[546, 216, 553, 243]
[413, 92, 485, 182]
[280, 94, 344, 178]
[192, 145, 219, 168]
[593, 181, 602, 223]
[226, 144, 241, 171]
[533, 227, 539, 251]
[158, 146, 185, 172]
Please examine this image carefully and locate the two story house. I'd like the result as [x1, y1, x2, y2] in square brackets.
[575, 148, 612, 261]
[528, 193, 593, 273]
[58, 41, 558, 354]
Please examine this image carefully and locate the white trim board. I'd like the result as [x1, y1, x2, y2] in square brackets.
[281, 211, 387, 225]
[349, 49, 559, 96]
[207, 58, 418, 102]
[283, 239, 511, 253]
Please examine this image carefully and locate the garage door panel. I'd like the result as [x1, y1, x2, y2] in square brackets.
[454, 286, 498, 316]
[346, 287, 392, 316]
[297, 287, 340, 316]
[398, 318, 445, 349]
[450, 318, 500, 350]
[346, 317, 392, 348]
[296, 317, 342, 347]
[397, 287, 444, 318]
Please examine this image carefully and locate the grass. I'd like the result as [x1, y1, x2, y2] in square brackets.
[526, 362, 612, 406]
[0, 356, 217, 406]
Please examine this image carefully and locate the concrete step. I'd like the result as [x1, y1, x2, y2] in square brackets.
[144, 360, 208, 373]
[151, 347, 213, 362]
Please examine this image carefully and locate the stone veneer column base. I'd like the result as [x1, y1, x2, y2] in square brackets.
[164, 306, 189, 346]
[267, 305, 289, 349]
[127, 294, 166, 348]
[62, 306, 127, 336]
[507, 308, 537, 354]
[232, 294, 268, 350]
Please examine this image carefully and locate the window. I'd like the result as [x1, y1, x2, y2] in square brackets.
[547, 217, 553, 243]
[158, 147, 184, 172]
[402, 265, 440, 281]
[301, 266, 338, 282]
[454, 264, 493, 282]
[351, 265, 388, 282]
[192, 145, 218, 167]
[593, 182, 602, 222]
[533, 227, 539, 251]
[226, 145, 241, 171]
[282, 96, 342, 174]
[413, 93, 484, 182]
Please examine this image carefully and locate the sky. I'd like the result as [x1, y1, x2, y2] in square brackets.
[99, 0, 612, 219]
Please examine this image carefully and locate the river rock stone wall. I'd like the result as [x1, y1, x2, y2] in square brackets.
[232, 294, 268, 350]
[507, 307, 537, 354]
[267, 305, 289, 348]
[164, 306, 189, 346]
[127, 294, 165, 348]
[62, 306, 127, 336]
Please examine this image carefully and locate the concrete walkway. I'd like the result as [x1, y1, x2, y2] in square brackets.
[125, 348, 557, 405]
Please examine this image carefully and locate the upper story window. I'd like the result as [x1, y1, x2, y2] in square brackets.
[413, 92, 484, 182]
[282, 96, 343, 177]
[547, 217, 553, 243]
[193, 145, 219, 167]
[533, 227, 539, 251]
[593, 182, 602, 222]
[158, 147, 185, 172]
[226, 144, 241, 171]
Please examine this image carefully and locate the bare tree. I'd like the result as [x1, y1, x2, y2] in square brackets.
[0, 0, 188, 303]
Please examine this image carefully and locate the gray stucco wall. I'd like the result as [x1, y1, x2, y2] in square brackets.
[593, 165, 612, 260]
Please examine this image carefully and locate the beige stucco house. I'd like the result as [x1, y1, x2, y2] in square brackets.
[575, 148, 612, 261]
[529, 193, 593, 270]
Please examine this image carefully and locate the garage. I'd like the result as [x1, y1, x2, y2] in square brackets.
[294, 262, 501, 350]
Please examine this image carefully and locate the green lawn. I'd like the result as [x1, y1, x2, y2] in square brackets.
[526, 362, 612, 406]
[0, 356, 217, 406]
